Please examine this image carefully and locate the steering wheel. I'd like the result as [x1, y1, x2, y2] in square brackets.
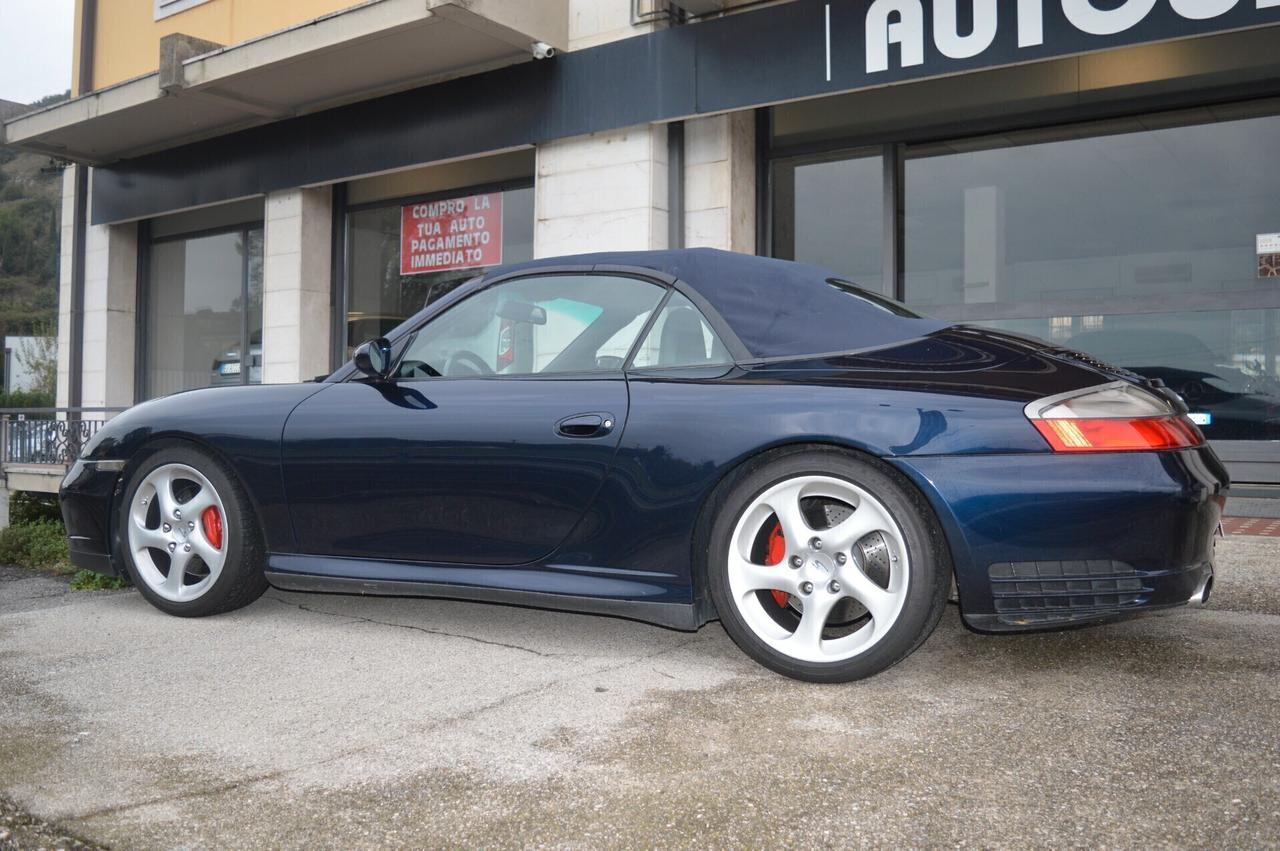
[443, 350, 494, 377]
[397, 359, 441, 379]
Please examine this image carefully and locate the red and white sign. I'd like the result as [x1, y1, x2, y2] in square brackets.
[400, 192, 502, 276]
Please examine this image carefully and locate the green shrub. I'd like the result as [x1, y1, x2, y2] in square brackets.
[0, 519, 71, 573]
[69, 570, 127, 591]
[10, 491, 61, 524]
[0, 389, 56, 409]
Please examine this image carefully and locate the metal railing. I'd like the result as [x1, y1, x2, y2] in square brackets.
[1, 408, 128, 467]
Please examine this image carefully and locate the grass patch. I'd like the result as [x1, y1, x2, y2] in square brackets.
[0, 495, 128, 589]
[0, 518, 72, 574]
[69, 570, 128, 591]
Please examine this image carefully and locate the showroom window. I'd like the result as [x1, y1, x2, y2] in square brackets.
[770, 149, 885, 294]
[142, 222, 263, 399]
[343, 183, 534, 360]
[768, 104, 1280, 447]
[902, 111, 1280, 441]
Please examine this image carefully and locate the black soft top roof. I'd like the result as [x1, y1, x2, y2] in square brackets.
[488, 248, 948, 360]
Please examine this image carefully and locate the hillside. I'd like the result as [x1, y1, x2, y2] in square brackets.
[0, 92, 69, 338]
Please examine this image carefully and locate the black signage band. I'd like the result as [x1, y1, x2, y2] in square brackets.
[93, 0, 1280, 224]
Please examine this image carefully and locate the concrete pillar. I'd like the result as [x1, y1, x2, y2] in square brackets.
[262, 186, 333, 384]
[56, 170, 137, 410]
[0, 477, 9, 531]
[81, 217, 138, 409]
[684, 112, 756, 253]
[56, 168, 75, 410]
[534, 124, 669, 257]
[536, 5, 671, 257]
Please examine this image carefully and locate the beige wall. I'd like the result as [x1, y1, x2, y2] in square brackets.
[75, 0, 654, 93]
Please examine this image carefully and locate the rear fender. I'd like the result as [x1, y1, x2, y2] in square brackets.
[690, 442, 956, 627]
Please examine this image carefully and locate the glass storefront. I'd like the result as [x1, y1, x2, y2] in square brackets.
[343, 184, 534, 357]
[771, 151, 884, 292]
[145, 224, 263, 399]
[903, 112, 1280, 442]
[769, 105, 1280, 452]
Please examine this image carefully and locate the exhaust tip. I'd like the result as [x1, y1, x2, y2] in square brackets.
[1189, 574, 1214, 607]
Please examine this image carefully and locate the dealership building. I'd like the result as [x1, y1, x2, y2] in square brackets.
[3, 0, 1280, 486]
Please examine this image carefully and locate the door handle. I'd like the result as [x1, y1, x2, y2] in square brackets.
[556, 412, 616, 439]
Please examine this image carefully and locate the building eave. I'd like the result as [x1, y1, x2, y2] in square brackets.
[1, 0, 568, 165]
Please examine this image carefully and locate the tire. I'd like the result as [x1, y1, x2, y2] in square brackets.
[706, 448, 949, 682]
[118, 444, 268, 617]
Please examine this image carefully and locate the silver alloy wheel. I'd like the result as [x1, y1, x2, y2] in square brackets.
[127, 463, 228, 602]
[726, 474, 910, 664]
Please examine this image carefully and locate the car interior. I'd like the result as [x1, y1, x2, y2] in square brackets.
[391, 276, 731, 379]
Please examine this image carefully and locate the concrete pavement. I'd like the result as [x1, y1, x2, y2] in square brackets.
[1, 540, 1278, 849]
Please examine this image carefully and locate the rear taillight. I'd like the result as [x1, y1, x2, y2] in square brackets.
[1025, 381, 1205, 453]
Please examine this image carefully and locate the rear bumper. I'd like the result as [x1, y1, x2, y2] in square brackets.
[59, 459, 123, 576]
[965, 558, 1213, 632]
[892, 446, 1228, 632]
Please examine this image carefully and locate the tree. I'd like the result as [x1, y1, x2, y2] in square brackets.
[16, 326, 57, 398]
[0, 99, 65, 343]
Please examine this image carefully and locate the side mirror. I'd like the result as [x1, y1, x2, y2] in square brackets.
[353, 337, 393, 380]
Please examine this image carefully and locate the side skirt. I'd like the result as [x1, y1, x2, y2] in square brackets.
[264, 556, 702, 632]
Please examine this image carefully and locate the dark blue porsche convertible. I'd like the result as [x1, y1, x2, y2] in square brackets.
[60, 250, 1228, 681]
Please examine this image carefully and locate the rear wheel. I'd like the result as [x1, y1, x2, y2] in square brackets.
[707, 449, 948, 682]
[119, 445, 267, 617]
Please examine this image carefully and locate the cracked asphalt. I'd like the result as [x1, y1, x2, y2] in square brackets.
[1, 537, 1279, 850]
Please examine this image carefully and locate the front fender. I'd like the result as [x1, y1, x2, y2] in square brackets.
[68, 383, 330, 560]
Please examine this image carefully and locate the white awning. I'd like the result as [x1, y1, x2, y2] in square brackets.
[1, 0, 567, 164]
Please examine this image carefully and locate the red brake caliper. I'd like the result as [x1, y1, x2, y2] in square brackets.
[764, 521, 790, 608]
[201, 506, 224, 551]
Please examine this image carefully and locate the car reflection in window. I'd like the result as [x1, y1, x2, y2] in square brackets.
[210, 330, 262, 386]
[1066, 327, 1280, 440]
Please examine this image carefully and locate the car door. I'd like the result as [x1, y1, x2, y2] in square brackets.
[281, 272, 668, 566]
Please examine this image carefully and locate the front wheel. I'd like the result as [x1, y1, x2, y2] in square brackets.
[119, 445, 268, 617]
[707, 449, 949, 682]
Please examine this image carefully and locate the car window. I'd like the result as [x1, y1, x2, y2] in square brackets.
[395, 274, 665, 379]
[630, 291, 732, 369]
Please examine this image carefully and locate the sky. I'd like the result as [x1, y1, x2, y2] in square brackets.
[0, 0, 74, 104]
